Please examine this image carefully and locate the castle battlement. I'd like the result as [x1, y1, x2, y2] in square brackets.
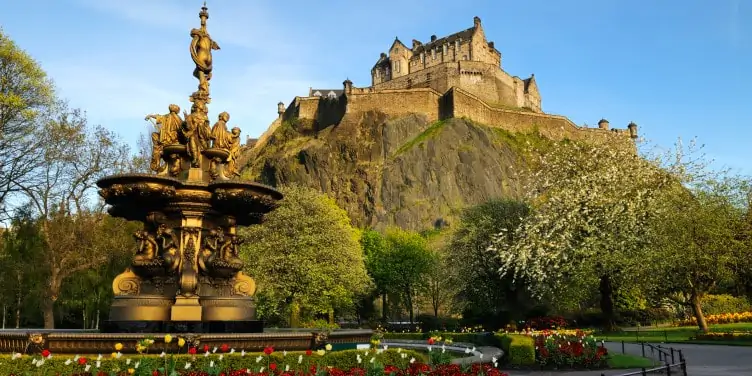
[253, 17, 638, 152]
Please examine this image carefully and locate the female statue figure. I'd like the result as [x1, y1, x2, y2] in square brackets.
[211, 112, 233, 150]
[157, 225, 180, 274]
[133, 230, 159, 264]
[145, 104, 182, 172]
[189, 5, 220, 86]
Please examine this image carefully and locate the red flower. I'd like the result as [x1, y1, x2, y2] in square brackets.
[41, 349, 50, 358]
[220, 343, 230, 353]
[203, 344, 210, 353]
[306, 349, 312, 356]
[270, 363, 278, 371]
[427, 338, 435, 345]
[384, 365, 399, 374]
[188, 347, 197, 355]
[263, 346, 274, 355]
[78, 357, 87, 365]
[152, 371, 160, 376]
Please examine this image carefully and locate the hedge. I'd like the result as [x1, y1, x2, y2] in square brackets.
[383, 332, 498, 346]
[0, 348, 426, 375]
[495, 334, 535, 366]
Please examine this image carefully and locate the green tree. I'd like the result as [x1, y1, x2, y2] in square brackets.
[646, 177, 749, 331]
[421, 230, 459, 317]
[240, 185, 371, 327]
[0, 29, 56, 209]
[15, 107, 131, 328]
[447, 199, 535, 326]
[368, 228, 435, 324]
[362, 229, 392, 321]
[492, 139, 673, 329]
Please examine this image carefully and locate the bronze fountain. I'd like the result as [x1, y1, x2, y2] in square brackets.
[0, 3, 371, 354]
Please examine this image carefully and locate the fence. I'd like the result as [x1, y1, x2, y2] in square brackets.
[603, 341, 688, 376]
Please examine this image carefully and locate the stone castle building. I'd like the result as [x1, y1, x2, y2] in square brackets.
[369, 17, 541, 112]
[252, 17, 637, 150]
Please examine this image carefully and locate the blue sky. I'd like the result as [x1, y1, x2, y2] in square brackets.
[3, 0, 750, 174]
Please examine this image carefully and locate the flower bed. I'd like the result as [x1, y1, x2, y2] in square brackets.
[0, 335, 512, 376]
[678, 311, 752, 326]
[692, 331, 752, 342]
[532, 330, 608, 369]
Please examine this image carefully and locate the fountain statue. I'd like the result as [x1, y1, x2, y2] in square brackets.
[0, 3, 372, 353]
[96, 2, 282, 333]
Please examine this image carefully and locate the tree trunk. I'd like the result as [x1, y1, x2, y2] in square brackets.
[599, 274, 616, 331]
[95, 308, 100, 330]
[328, 308, 334, 325]
[405, 288, 414, 324]
[42, 297, 55, 329]
[289, 299, 301, 328]
[2, 304, 6, 329]
[381, 293, 388, 322]
[690, 292, 708, 332]
[15, 272, 22, 328]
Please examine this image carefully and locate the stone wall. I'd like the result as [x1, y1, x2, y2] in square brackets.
[447, 87, 629, 142]
[346, 88, 442, 122]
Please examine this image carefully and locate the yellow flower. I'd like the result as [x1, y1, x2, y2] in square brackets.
[325, 344, 332, 351]
[111, 352, 118, 359]
[178, 337, 186, 347]
[114, 343, 123, 351]
[164, 334, 173, 343]
[316, 349, 325, 356]
[128, 368, 135, 374]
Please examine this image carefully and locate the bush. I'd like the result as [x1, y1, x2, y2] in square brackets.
[0, 348, 426, 375]
[495, 334, 535, 366]
[523, 316, 568, 330]
[701, 294, 751, 315]
[415, 314, 461, 332]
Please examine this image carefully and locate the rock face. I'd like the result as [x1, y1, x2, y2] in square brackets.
[241, 111, 544, 231]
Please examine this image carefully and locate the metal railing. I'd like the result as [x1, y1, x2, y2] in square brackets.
[603, 341, 688, 376]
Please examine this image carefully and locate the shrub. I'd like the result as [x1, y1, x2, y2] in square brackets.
[415, 314, 462, 332]
[701, 295, 751, 315]
[495, 334, 535, 366]
[532, 330, 608, 369]
[523, 316, 568, 330]
[692, 331, 752, 342]
[679, 311, 752, 326]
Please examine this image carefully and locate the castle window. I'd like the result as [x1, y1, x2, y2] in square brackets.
[432, 48, 436, 59]
[426, 73, 432, 82]
[463, 55, 468, 60]
[407, 78, 412, 89]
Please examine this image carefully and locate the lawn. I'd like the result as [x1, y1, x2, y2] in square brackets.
[598, 323, 752, 344]
[607, 354, 658, 369]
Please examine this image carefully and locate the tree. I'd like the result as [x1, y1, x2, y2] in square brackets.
[362, 229, 392, 321]
[0, 29, 56, 210]
[447, 199, 535, 326]
[421, 230, 459, 317]
[646, 177, 749, 331]
[491, 139, 674, 329]
[240, 185, 372, 327]
[366, 228, 435, 324]
[15, 107, 132, 328]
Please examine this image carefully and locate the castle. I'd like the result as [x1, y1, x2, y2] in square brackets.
[251, 17, 637, 149]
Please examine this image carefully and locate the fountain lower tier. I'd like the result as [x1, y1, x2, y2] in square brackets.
[0, 329, 373, 354]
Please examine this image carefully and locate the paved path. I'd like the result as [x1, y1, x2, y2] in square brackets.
[604, 341, 752, 376]
[385, 339, 752, 376]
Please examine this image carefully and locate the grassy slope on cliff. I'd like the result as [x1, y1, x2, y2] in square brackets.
[241, 111, 557, 231]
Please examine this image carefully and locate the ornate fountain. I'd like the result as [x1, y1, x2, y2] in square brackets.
[96, 3, 280, 332]
[0, 3, 372, 354]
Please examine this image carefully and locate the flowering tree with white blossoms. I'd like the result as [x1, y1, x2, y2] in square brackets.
[490, 137, 678, 328]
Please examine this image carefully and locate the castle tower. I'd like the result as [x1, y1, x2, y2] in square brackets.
[598, 119, 610, 130]
[277, 101, 285, 118]
[627, 122, 638, 139]
[343, 78, 353, 95]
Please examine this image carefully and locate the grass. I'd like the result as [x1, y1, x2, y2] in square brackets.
[394, 120, 447, 155]
[607, 353, 658, 369]
[599, 323, 752, 344]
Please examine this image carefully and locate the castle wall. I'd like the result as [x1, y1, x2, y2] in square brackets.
[447, 87, 624, 142]
[297, 97, 320, 120]
[346, 88, 441, 122]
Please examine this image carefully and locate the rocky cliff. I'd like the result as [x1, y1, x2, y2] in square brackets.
[240, 111, 552, 231]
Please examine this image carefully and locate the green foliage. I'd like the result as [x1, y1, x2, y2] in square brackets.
[496, 334, 536, 366]
[363, 228, 437, 322]
[240, 185, 372, 324]
[701, 294, 751, 315]
[395, 120, 447, 155]
[0, 349, 426, 375]
[447, 199, 535, 328]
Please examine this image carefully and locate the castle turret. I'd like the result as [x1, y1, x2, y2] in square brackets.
[277, 101, 285, 118]
[343, 78, 353, 95]
[627, 122, 638, 139]
[473, 16, 481, 28]
[598, 118, 610, 130]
